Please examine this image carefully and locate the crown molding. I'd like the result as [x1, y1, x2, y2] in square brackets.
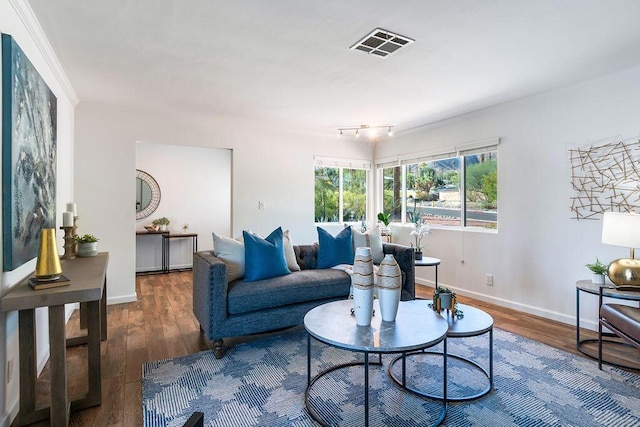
[9, 0, 79, 106]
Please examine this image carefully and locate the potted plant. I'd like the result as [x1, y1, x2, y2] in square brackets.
[152, 217, 170, 231]
[377, 212, 391, 236]
[410, 221, 430, 260]
[75, 234, 99, 257]
[431, 287, 464, 319]
[586, 258, 608, 285]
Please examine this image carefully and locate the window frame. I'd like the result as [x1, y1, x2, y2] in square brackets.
[314, 156, 371, 225]
[376, 138, 499, 230]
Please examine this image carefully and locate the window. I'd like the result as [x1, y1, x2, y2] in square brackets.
[377, 140, 498, 229]
[314, 157, 369, 223]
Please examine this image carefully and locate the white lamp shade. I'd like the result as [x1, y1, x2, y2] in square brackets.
[602, 212, 640, 248]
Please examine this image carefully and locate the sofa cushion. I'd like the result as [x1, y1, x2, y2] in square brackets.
[227, 269, 351, 315]
[317, 226, 354, 268]
[352, 225, 384, 264]
[243, 227, 291, 282]
[283, 230, 301, 272]
[212, 233, 244, 282]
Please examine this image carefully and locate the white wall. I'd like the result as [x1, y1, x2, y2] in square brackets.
[376, 67, 640, 330]
[135, 142, 231, 271]
[74, 103, 372, 304]
[0, 0, 77, 424]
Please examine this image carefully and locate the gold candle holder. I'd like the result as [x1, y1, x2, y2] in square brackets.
[60, 226, 76, 259]
[72, 216, 79, 255]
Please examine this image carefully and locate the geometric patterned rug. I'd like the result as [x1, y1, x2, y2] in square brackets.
[142, 326, 640, 427]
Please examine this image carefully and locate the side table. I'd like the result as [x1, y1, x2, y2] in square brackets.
[415, 257, 441, 289]
[576, 279, 640, 370]
[1, 253, 109, 426]
[388, 302, 494, 401]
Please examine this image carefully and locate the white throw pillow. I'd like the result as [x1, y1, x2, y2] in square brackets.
[283, 229, 301, 271]
[212, 233, 245, 282]
[351, 225, 384, 264]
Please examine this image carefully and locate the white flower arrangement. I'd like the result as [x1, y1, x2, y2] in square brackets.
[410, 222, 430, 252]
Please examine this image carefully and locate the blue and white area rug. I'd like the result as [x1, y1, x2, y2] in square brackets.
[142, 326, 640, 427]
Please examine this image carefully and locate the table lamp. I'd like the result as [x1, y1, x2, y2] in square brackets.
[601, 211, 640, 287]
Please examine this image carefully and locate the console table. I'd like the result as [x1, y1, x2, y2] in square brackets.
[1, 253, 108, 426]
[136, 231, 198, 274]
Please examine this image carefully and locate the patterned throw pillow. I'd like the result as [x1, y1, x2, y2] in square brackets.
[317, 226, 354, 268]
[351, 225, 384, 264]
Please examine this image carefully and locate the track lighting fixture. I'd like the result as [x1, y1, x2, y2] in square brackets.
[337, 124, 395, 139]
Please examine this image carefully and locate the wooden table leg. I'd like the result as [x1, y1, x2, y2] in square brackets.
[18, 309, 37, 425]
[100, 277, 107, 340]
[49, 304, 70, 426]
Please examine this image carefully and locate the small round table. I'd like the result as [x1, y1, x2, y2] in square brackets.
[415, 257, 442, 288]
[388, 302, 494, 401]
[576, 279, 640, 369]
[304, 299, 450, 427]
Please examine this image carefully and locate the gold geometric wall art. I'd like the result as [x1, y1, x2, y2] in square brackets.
[569, 138, 640, 220]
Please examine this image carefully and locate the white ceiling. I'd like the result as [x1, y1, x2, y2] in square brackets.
[27, 0, 640, 135]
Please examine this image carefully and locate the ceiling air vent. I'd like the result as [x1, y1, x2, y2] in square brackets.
[350, 28, 414, 58]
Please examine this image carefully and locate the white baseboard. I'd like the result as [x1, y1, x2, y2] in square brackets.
[414, 279, 590, 330]
[107, 292, 137, 305]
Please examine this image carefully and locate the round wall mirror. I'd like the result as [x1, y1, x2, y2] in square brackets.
[136, 169, 161, 220]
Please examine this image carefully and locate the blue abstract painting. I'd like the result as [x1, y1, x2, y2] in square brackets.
[2, 34, 57, 271]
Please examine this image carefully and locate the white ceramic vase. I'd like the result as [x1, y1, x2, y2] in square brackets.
[376, 254, 402, 322]
[352, 247, 374, 326]
[592, 273, 605, 285]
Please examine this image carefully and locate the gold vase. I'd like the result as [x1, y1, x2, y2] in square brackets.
[35, 228, 62, 281]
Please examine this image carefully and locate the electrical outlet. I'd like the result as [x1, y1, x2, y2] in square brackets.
[6, 358, 14, 384]
[258, 201, 265, 210]
[486, 274, 494, 286]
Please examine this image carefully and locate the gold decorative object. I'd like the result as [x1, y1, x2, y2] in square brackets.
[60, 226, 76, 260]
[35, 228, 62, 281]
[602, 211, 640, 287]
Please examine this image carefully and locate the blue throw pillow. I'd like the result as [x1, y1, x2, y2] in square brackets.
[243, 227, 291, 282]
[317, 226, 354, 268]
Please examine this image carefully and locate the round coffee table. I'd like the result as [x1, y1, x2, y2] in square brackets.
[304, 299, 450, 427]
[388, 302, 494, 401]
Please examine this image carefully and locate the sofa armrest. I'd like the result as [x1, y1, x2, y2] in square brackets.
[383, 243, 415, 301]
[193, 251, 229, 339]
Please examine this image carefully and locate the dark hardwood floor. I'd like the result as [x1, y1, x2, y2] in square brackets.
[19, 272, 638, 426]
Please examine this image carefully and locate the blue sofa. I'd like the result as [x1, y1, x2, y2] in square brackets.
[192, 243, 415, 358]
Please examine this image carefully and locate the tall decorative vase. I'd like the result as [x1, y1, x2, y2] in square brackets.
[352, 247, 374, 326]
[377, 254, 402, 322]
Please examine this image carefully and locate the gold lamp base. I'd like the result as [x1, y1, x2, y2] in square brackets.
[607, 258, 640, 287]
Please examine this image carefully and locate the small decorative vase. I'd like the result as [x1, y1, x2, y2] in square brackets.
[377, 254, 402, 322]
[77, 242, 98, 257]
[414, 251, 423, 261]
[159, 224, 168, 232]
[352, 247, 374, 326]
[438, 293, 453, 311]
[592, 273, 605, 285]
